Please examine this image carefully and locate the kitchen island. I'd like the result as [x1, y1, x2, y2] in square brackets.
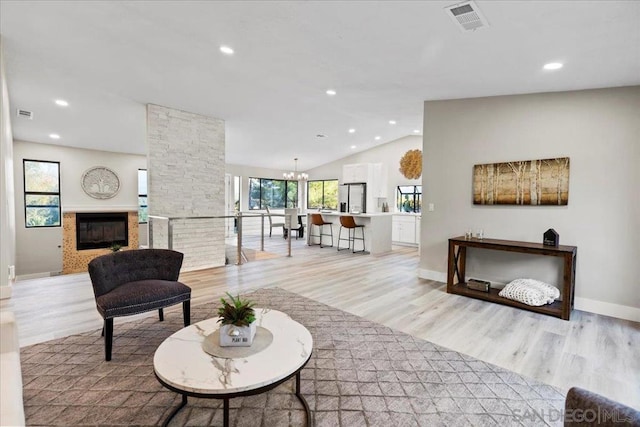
[306, 212, 393, 254]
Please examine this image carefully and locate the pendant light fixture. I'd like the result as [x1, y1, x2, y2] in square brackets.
[283, 158, 308, 181]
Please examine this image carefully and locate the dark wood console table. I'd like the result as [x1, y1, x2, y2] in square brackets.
[447, 237, 577, 320]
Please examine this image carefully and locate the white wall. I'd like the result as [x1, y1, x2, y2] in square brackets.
[421, 86, 640, 319]
[0, 36, 16, 298]
[13, 140, 146, 276]
[226, 163, 302, 212]
[307, 135, 422, 212]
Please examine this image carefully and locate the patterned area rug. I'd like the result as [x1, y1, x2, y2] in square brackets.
[21, 288, 565, 426]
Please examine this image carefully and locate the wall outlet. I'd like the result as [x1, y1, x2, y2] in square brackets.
[8, 265, 15, 280]
[428, 203, 435, 212]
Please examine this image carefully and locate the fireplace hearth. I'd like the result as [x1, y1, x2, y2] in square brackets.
[76, 212, 129, 250]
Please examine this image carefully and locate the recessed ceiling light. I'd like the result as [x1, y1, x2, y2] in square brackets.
[389, 120, 397, 125]
[543, 62, 563, 70]
[374, 136, 381, 140]
[220, 45, 234, 55]
[351, 145, 357, 149]
[348, 128, 356, 134]
[54, 99, 68, 107]
[413, 129, 421, 133]
[49, 133, 60, 139]
[326, 89, 336, 96]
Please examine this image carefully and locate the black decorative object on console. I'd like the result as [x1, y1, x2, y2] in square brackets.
[543, 228, 559, 247]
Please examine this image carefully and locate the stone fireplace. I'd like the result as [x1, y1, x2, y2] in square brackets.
[62, 211, 139, 274]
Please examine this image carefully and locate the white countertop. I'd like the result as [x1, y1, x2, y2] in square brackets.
[153, 309, 313, 395]
[308, 211, 394, 217]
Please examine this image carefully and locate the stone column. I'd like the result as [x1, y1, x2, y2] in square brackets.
[147, 104, 225, 271]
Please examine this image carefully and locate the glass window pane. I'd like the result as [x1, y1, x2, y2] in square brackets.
[23, 160, 61, 227]
[234, 176, 241, 212]
[138, 169, 147, 195]
[308, 181, 323, 209]
[26, 207, 60, 227]
[397, 185, 422, 212]
[270, 180, 286, 208]
[24, 160, 59, 192]
[261, 179, 274, 208]
[138, 196, 148, 223]
[249, 178, 261, 209]
[25, 194, 59, 207]
[323, 180, 338, 210]
[138, 206, 148, 223]
[286, 181, 298, 208]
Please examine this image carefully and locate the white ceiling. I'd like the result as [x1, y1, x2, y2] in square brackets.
[1, 1, 639, 171]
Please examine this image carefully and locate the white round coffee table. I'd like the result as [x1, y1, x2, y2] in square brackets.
[153, 308, 313, 427]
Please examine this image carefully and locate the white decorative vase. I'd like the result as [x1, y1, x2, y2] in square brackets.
[219, 323, 256, 347]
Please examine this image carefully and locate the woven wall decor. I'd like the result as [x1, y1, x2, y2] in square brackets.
[399, 149, 422, 179]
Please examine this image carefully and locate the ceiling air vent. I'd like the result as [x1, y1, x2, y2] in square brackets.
[445, 1, 489, 32]
[17, 109, 33, 120]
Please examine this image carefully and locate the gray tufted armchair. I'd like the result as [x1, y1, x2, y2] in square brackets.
[564, 387, 640, 426]
[88, 249, 191, 361]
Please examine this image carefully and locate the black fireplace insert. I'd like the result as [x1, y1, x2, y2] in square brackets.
[76, 212, 128, 250]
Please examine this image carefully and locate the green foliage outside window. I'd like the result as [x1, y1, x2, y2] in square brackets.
[307, 180, 338, 210]
[138, 169, 148, 223]
[397, 185, 422, 213]
[249, 178, 298, 209]
[286, 181, 298, 208]
[138, 196, 148, 223]
[24, 160, 61, 227]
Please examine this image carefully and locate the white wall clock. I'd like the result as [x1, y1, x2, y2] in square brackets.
[81, 166, 121, 199]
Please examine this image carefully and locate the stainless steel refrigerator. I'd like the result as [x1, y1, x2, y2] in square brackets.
[339, 183, 366, 213]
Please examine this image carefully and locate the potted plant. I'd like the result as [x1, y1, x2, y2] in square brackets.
[109, 243, 123, 252]
[217, 293, 256, 347]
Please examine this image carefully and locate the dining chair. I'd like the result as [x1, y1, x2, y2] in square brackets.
[284, 208, 304, 239]
[265, 206, 285, 237]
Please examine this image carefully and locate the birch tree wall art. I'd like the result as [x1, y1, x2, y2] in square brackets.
[473, 157, 569, 205]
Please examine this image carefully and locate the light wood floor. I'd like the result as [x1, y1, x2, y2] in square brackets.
[2, 234, 639, 409]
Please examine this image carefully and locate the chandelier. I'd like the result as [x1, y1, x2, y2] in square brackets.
[283, 158, 308, 181]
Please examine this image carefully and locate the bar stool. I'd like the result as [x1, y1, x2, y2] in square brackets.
[309, 213, 333, 248]
[337, 215, 365, 253]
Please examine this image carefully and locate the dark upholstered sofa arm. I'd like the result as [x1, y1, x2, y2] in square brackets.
[88, 249, 184, 298]
[564, 387, 640, 426]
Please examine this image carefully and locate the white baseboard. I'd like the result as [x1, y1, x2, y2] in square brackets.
[417, 269, 639, 323]
[418, 269, 447, 283]
[574, 297, 640, 323]
[0, 284, 12, 299]
[16, 272, 57, 281]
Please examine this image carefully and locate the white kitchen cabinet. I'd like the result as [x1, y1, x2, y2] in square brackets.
[343, 163, 369, 183]
[342, 163, 388, 212]
[392, 214, 419, 245]
[370, 163, 388, 198]
[392, 220, 401, 242]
